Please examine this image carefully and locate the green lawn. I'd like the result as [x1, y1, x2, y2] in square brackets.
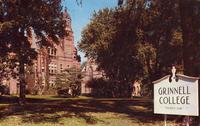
[0, 95, 190, 126]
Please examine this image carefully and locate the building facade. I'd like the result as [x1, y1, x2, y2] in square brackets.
[2, 11, 80, 94]
[81, 59, 104, 95]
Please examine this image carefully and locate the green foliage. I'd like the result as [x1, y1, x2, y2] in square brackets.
[55, 73, 70, 89]
[0, 84, 9, 95]
[87, 78, 131, 98]
[79, 8, 138, 83]
[79, 6, 157, 91]
[55, 67, 82, 96]
[0, 0, 66, 62]
[0, 0, 67, 100]
[79, 0, 200, 96]
[179, 0, 200, 76]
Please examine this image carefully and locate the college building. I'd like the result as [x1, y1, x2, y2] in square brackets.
[81, 58, 104, 95]
[1, 11, 80, 94]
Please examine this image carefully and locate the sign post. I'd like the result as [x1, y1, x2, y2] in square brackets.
[164, 114, 167, 126]
[186, 116, 190, 126]
[153, 66, 199, 125]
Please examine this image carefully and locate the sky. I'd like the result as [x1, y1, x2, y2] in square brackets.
[62, 0, 118, 63]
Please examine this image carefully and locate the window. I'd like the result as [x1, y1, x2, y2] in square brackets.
[49, 48, 57, 56]
[48, 48, 50, 54]
[54, 49, 56, 55]
[51, 49, 54, 55]
[60, 64, 63, 72]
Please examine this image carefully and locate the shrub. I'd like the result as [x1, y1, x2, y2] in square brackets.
[57, 88, 71, 97]
[87, 78, 131, 98]
[0, 84, 9, 95]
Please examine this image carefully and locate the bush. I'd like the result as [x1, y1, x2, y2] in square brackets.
[87, 78, 131, 98]
[0, 84, 9, 95]
[57, 88, 71, 97]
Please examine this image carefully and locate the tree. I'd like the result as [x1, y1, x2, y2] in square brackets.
[119, 0, 200, 76]
[0, 0, 66, 103]
[79, 0, 189, 96]
[79, 7, 156, 96]
[179, 0, 200, 76]
[55, 66, 82, 97]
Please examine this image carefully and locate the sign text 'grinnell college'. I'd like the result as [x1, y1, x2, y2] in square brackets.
[158, 86, 190, 105]
[153, 70, 199, 116]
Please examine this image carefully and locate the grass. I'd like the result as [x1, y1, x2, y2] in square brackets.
[0, 95, 196, 126]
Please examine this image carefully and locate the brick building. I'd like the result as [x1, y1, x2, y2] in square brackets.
[81, 59, 104, 95]
[2, 11, 80, 94]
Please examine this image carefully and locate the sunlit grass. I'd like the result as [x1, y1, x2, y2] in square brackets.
[0, 112, 165, 126]
[0, 95, 180, 126]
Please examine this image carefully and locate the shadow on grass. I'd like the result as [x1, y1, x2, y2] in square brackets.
[0, 95, 163, 125]
[0, 95, 18, 104]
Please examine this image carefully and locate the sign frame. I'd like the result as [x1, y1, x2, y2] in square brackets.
[153, 67, 199, 116]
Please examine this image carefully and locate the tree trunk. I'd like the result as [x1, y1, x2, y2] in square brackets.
[19, 60, 26, 104]
[179, 0, 198, 76]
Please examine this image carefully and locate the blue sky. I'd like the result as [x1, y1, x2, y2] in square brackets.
[62, 0, 118, 63]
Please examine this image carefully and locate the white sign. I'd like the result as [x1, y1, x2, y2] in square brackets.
[153, 69, 199, 116]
